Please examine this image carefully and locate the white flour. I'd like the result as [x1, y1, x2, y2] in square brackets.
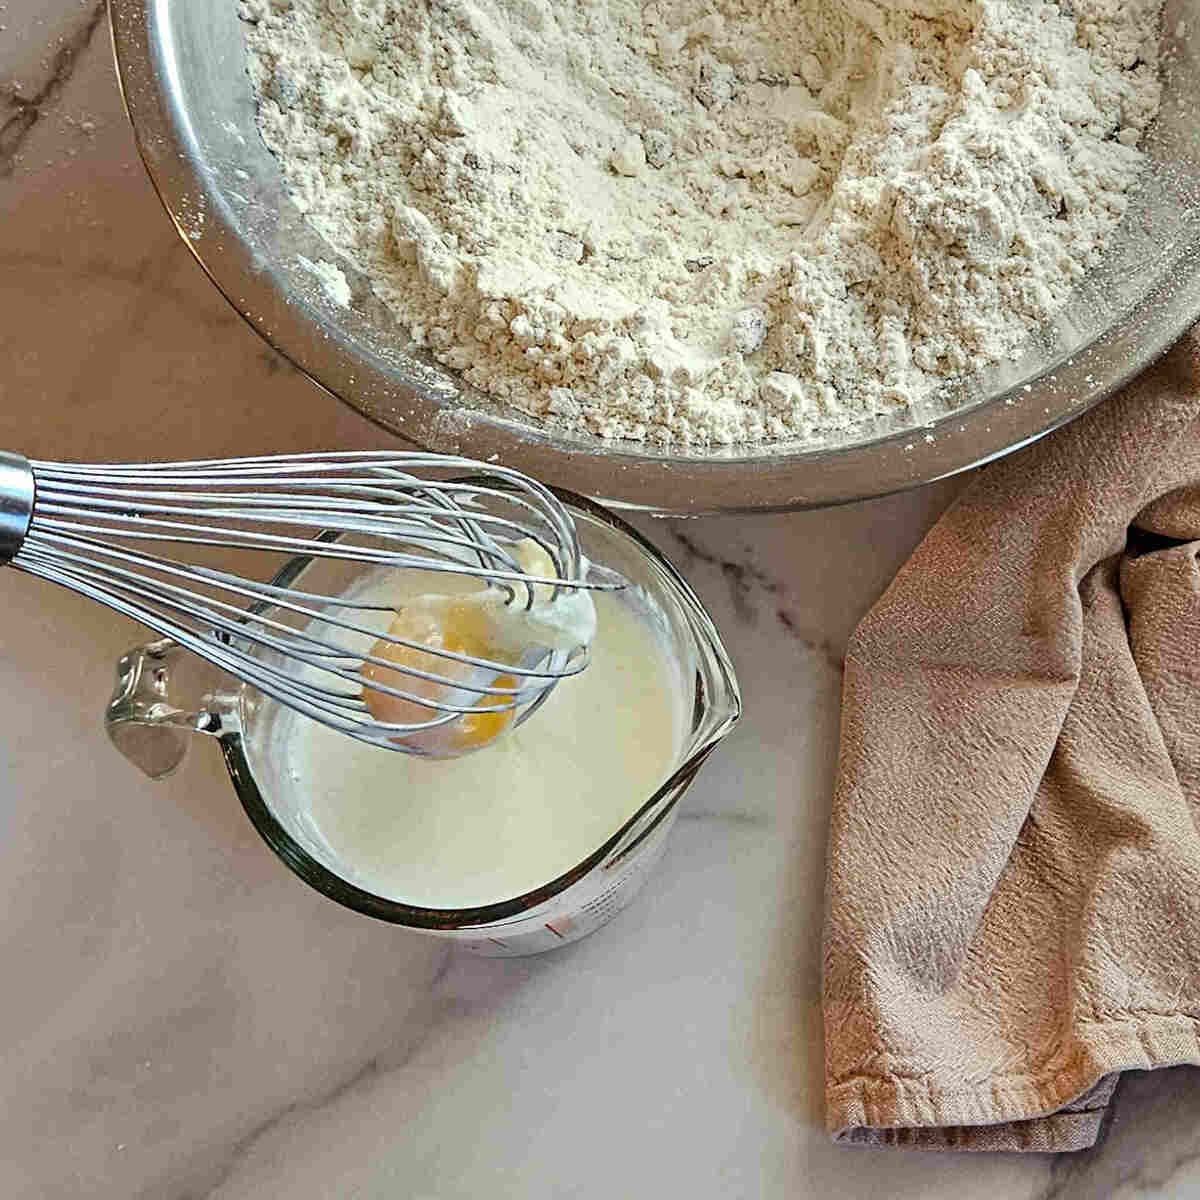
[239, 0, 1163, 446]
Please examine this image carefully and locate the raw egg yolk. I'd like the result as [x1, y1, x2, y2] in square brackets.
[361, 598, 519, 755]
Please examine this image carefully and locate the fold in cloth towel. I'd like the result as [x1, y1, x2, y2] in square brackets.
[823, 327, 1200, 1152]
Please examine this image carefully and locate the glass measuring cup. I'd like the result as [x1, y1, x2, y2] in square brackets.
[105, 492, 741, 955]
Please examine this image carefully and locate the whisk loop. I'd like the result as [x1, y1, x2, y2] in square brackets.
[0, 451, 618, 752]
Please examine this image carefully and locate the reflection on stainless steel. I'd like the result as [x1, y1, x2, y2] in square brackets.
[4, 451, 604, 751]
[0, 451, 35, 563]
[109, 0, 1200, 513]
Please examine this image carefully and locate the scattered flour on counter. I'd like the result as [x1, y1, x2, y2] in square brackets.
[238, 0, 1164, 446]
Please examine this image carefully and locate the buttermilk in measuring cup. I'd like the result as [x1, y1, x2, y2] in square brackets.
[283, 560, 685, 909]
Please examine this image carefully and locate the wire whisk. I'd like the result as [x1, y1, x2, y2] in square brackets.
[0, 451, 615, 753]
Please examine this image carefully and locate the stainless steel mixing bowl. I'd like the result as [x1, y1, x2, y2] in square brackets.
[109, 0, 1200, 513]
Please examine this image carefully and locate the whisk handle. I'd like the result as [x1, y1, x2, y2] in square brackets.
[0, 452, 33, 563]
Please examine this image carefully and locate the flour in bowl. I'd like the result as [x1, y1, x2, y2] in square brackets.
[237, 0, 1164, 446]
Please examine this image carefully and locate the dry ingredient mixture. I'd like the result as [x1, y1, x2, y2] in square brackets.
[238, 0, 1164, 446]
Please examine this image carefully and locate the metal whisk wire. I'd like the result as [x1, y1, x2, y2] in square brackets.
[0, 451, 614, 751]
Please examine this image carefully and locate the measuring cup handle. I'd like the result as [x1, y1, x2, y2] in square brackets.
[104, 638, 228, 779]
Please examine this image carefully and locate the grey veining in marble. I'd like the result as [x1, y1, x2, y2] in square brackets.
[1, 7, 1196, 1198]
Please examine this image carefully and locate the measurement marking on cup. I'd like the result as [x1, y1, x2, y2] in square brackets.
[544, 922, 566, 939]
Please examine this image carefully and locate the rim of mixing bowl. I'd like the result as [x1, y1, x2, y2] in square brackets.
[217, 488, 741, 929]
[108, 0, 1200, 514]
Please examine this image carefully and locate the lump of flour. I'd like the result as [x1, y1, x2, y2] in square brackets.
[238, 0, 1164, 446]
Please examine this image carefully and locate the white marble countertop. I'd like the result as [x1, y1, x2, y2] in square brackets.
[2, 6, 1199, 1197]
